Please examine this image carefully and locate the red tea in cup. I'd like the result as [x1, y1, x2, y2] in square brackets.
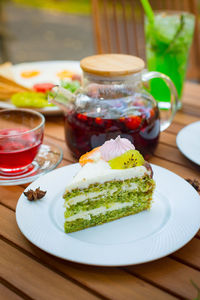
[0, 128, 42, 172]
[64, 105, 160, 159]
[0, 109, 44, 174]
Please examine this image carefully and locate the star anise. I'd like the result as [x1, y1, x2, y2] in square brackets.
[186, 179, 200, 193]
[24, 187, 46, 201]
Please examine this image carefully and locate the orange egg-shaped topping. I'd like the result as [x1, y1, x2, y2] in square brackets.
[79, 147, 101, 166]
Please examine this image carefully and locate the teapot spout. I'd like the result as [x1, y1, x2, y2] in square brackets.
[48, 86, 76, 113]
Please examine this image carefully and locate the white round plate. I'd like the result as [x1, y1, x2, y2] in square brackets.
[0, 60, 81, 115]
[16, 164, 200, 266]
[176, 121, 200, 166]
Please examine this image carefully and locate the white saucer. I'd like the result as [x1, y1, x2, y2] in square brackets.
[176, 121, 200, 166]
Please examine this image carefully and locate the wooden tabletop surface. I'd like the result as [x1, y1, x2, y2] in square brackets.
[0, 81, 200, 300]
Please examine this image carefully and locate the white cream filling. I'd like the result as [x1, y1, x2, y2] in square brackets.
[121, 182, 137, 190]
[65, 183, 138, 206]
[65, 201, 134, 222]
[65, 160, 149, 193]
[66, 188, 117, 206]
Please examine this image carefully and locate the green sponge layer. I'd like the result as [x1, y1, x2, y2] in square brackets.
[64, 191, 152, 218]
[64, 176, 153, 201]
[64, 177, 155, 233]
[64, 200, 151, 233]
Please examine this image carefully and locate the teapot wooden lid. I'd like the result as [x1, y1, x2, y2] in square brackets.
[80, 54, 145, 77]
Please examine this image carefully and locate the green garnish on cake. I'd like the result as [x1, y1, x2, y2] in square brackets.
[63, 136, 155, 233]
[108, 149, 145, 169]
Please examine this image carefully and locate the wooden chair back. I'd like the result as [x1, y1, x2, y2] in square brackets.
[91, 0, 200, 80]
[0, 1, 9, 62]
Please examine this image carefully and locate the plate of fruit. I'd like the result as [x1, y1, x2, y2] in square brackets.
[0, 60, 81, 115]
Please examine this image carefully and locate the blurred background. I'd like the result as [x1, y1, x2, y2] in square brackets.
[0, 0, 94, 63]
[0, 0, 200, 80]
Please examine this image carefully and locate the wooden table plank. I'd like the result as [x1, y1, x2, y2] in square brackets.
[0, 186, 23, 211]
[174, 111, 200, 125]
[0, 283, 23, 300]
[159, 132, 177, 147]
[44, 118, 65, 140]
[183, 82, 200, 107]
[0, 205, 200, 276]
[184, 81, 200, 96]
[153, 143, 199, 170]
[0, 239, 100, 300]
[182, 96, 200, 111]
[149, 156, 200, 180]
[0, 205, 178, 300]
[167, 122, 191, 136]
[180, 104, 200, 117]
[126, 257, 200, 300]
[171, 238, 200, 270]
[1, 189, 199, 298]
[1, 80, 200, 300]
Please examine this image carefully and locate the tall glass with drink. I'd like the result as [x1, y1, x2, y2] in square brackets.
[145, 11, 195, 108]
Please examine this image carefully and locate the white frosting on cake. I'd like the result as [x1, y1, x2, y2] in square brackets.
[65, 159, 149, 192]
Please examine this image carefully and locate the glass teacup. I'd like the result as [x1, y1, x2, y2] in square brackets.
[0, 109, 45, 174]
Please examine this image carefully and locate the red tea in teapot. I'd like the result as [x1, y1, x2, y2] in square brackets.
[64, 105, 160, 159]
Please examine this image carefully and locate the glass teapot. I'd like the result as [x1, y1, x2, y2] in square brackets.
[51, 54, 177, 159]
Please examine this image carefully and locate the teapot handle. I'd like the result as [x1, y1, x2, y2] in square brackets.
[142, 71, 178, 132]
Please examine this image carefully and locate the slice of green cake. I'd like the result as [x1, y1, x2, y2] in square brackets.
[63, 136, 155, 233]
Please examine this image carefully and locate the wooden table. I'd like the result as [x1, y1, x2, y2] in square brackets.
[1, 81, 200, 300]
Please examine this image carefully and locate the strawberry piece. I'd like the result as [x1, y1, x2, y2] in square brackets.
[95, 117, 103, 125]
[119, 117, 125, 122]
[125, 116, 142, 130]
[150, 108, 155, 118]
[77, 113, 88, 121]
